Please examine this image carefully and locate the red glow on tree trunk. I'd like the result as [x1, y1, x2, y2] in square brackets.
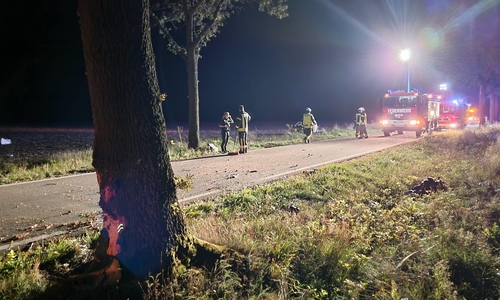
[97, 173, 116, 204]
[103, 212, 126, 256]
[96, 173, 126, 256]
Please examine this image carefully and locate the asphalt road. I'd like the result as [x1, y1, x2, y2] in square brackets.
[0, 133, 418, 252]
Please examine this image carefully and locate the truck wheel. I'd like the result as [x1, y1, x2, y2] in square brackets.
[383, 130, 391, 137]
[416, 130, 422, 138]
[397, 130, 403, 135]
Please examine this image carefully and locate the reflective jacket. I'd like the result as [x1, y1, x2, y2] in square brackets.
[237, 111, 251, 132]
[302, 113, 317, 129]
[355, 112, 367, 125]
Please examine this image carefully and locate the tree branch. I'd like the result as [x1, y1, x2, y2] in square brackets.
[150, 0, 169, 11]
[193, 0, 227, 48]
[150, 11, 187, 60]
[182, 0, 189, 16]
[191, 0, 206, 15]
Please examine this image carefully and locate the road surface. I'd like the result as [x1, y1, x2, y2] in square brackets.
[0, 133, 417, 252]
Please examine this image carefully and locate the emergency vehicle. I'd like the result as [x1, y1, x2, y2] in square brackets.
[437, 100, 467, 130]
[379, 90, 440, 137]
[466, 106, 479, 126]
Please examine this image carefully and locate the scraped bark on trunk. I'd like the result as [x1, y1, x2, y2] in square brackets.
[78, 0, 186, 279]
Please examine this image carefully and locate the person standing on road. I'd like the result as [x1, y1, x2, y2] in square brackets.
[236, 105, 251, 154]
[302, 107, 317, 143]
[355, 107, 368, 139]
[219, 111, 234, 153]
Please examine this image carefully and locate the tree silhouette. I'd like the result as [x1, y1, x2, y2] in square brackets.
[151, 0, 288, 149]
[436, 1, 500, 125]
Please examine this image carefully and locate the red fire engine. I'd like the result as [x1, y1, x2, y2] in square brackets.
[437, 100, 467, 130]
[379, 90, 440, 137]
[466, 106, 479, 126]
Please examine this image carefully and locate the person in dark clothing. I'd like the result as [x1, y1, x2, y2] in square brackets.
[235, 105, 251, 153]
[219, 111, 234, 153]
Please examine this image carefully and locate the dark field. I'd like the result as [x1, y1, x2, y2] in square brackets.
[0, 122, 301, 163]
[0, 127, 94, 165]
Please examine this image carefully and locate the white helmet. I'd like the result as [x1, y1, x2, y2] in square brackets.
[358, 107, 365, 113]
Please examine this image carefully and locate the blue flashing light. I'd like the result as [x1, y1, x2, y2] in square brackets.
[452, 99, 459, 105]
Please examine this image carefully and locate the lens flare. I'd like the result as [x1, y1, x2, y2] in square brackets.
[418, 27, 444, 49]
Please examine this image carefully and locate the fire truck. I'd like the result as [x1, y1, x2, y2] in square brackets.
[379, 90, 440, 137]
[437, 100, 467, 130]
[466, 106, 479, 126]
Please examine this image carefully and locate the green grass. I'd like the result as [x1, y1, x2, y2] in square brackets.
[0, 123, 372, 185]
[2, 125, 500, 299]
[0, 231, 99, 300]
[0, 149, 94, 185]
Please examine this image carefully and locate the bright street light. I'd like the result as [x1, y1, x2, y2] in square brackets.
[399, 49, 411, 92]
[399, 49, 411, 62]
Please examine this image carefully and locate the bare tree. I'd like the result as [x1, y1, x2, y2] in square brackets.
[151, 0, 288, 149]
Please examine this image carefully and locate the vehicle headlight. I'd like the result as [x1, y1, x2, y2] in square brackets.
[410, 120, 420, 125]
[380, 120, 389, 125]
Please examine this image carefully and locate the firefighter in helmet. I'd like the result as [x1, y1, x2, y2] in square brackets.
[355, 107, 368, 139]
[302, 107, 317, 143]
[235, 105, 251, 153]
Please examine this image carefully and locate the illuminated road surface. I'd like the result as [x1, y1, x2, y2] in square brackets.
[0, 133, 419, 251]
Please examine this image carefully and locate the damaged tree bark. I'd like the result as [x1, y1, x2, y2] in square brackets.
[78, 0, 187, 279]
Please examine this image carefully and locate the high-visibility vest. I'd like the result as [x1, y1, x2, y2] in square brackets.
[355, 113, 367, 125]
[303, 113, 313, 128]
[237, 112, 251, 132]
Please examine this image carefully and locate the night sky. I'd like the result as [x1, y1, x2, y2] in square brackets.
[0, 0, 494, 128]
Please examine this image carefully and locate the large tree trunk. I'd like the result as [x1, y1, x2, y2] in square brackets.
[479, 84, 486, 126]
[78, 0, 186, 279]
[187, 45, 201, 149]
